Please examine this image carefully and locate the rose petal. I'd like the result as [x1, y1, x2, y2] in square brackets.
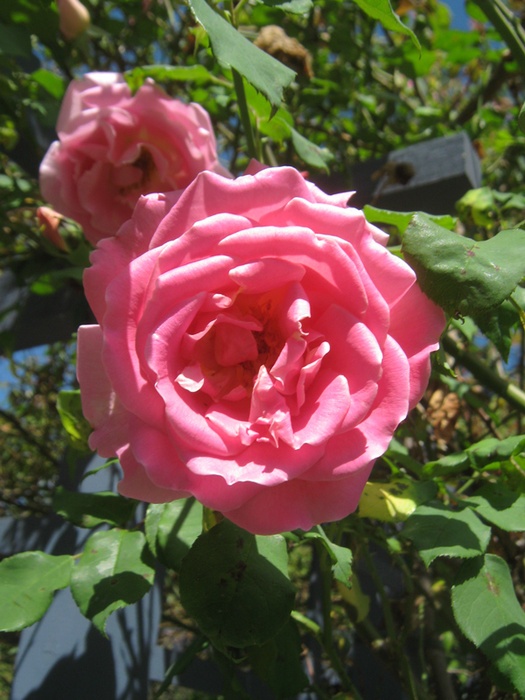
[77, 324, 130, 457]
[223, 465, 373, 535]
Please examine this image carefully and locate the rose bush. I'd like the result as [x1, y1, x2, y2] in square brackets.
[77, 166, 445, 534]
[39, 72, 229, 245]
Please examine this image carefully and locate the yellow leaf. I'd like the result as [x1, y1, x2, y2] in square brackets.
[358, 478, 436, 522]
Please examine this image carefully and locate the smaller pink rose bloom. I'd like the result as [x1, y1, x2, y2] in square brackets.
[39, 72, 230, 245]
[56, 0, 90, 40]
[77, 166, 446, 535]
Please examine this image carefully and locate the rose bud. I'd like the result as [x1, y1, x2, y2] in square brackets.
[57, 0, 91, 40]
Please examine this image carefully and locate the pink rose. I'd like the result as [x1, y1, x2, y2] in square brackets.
[77, 166, 445, 535]
[39, 72, 230, 246]
[57, 0, 90, 40]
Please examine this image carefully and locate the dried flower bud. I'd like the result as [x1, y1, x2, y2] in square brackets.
[57, 0, 90, 40]
[37, 206, 68, 251]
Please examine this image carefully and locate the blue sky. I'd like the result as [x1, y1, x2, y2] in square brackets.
[444, 0, 470, 29]
[0, 345, 49, 409]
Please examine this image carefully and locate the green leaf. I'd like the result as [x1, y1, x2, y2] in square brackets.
[476, 299, 518, 361]
[187, 0, 296, 108]
[363, 205, 456, 235]
[456, 186, 525, 230]
[125, 64, 215, 92]
[71, 530, 155, 635]
[352, 0, 420, 50]
[402, 214, 525, 318]
[179, 520, 295, 648]
[452, 554, 525, 696]
[304, 528, 353, 586]
[145, 498, 202, 570]
[357, 478, 437, 522]
[52, 488, 136, 529]
[402, 502, 491, 566]
[290, 127, 333, 172]
[244, 83, 292, 142]
[519, 102, 525, 134]
[0, 552, 73, 632]
[246, 619, 308, 697]
[464, 483, 525, 532]
[31, 69, 65, 100]
[423, 435, 525, 477]
[57, 389, 92, 451]
[259, 0, 313, 15]
[467, 435, 525, 469]
[337, 575, 370, 623]
[243, 83, 332, 168]
[422, 451, 471, 478]
[0, 23, 32, 58]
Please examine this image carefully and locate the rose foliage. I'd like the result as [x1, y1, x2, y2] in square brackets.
[77, 165, 445, 534]
[39, 72, 230, 245]
[3, 1, 525, 695]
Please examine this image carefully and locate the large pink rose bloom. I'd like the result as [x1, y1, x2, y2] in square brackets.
[39, 72, 229, 245]
[77, 166, 445, 535]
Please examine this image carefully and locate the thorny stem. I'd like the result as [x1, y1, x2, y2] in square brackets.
[471, 0, 525, 74]
[232, 68, 260, 162]
[227, 0, 260, 162]
[153, 634, 208, 699]
[360, 543, 420, 700]
[232, 0, 251, 23]
[442, 334, 525, 413]
[315, 536, 365, 700]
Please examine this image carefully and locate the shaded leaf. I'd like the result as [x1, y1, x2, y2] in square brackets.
[464, 483, 525, 532]
[0, 552, 73, 632]
[187, 0, 295, 107]
[452, 554, 525, 696]
[0, 23, 32, 58]
[519, 102, 525, 134]
[145, 498, 202, 570]
[402, 502, 491, 566]
[246, 619, 308, 698]
[179, 520, 294, 648]
[53, 488, 136, 529]
[337, 576, 370, 623]
[71, 530, 155, 635]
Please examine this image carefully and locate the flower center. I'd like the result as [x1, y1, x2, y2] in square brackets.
[177, 289, 288, 402]
[113, 148, 159, 203]
[234, 292, 284, 384]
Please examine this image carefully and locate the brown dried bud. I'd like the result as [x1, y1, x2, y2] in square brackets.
[57, 0, 90, 40]
[254, 25, 313, 79]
